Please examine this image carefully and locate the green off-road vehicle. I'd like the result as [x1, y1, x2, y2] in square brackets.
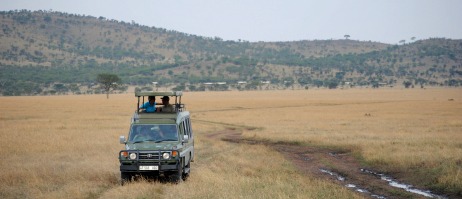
[119, 91, 194, 184]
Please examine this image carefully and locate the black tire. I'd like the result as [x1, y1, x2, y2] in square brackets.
[170, 159, 183, 183]
[182, 161, 190, 181]
[121, 172, 132, 185]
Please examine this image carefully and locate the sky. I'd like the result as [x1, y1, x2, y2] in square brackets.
[1, 0, 462, 44]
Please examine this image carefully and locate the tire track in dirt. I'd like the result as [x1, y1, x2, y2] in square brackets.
[198, 123, 449, 199]
[194, 104, 451, 199]
[217, 129, 397, 199]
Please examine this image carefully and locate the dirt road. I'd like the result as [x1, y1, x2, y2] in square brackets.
[208, 127, 449, 199]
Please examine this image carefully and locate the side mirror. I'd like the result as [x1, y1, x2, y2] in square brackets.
[182, 135, 189, 143]
[119, 136, 126, 144]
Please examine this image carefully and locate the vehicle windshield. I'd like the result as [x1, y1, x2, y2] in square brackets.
[128, 124, 178, 143]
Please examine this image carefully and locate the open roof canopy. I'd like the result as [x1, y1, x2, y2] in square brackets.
[135, 91, 183, 97]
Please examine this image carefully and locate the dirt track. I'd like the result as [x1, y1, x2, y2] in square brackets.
[208, 128, 449, 199]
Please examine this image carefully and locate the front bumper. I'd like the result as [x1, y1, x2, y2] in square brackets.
[119, 150, 179, 173]
[120, 163, 178, 172]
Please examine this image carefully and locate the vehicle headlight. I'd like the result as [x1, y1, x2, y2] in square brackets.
[129, 153, 137, 160]
[162, 152, 170, 159]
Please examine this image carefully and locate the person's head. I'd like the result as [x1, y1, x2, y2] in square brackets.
[148, 96, 155, 104]
[161, 96, 170, 104]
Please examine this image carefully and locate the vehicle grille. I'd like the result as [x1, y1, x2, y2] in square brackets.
[139, 151, 160, 160]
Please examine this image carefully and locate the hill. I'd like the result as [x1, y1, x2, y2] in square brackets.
[0, 10, 461, 95]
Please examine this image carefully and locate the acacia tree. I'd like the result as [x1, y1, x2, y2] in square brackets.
[96, 73, 121, 99]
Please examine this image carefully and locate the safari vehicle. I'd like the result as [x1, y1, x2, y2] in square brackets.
[118, 91, 194, 184]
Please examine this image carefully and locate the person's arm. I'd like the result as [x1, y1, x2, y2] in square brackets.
[139, 102, 147, 111]
[155, 102, 163, 112]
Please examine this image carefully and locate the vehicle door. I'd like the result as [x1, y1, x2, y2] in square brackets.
[179, 117, 194, 164]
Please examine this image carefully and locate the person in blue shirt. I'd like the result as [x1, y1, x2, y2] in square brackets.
[139, 96, 161, 113]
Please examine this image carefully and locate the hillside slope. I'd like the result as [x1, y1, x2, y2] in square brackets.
[0, 10, 461, 95]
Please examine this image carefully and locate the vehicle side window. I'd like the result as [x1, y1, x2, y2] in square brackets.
[179, 122, 185, 136]
[181, 119, 191, 139]
[183, 121, 188, 137]
[186, 118, 192, 138]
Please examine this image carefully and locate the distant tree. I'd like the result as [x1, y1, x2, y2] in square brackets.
[410, 36, 416, 41]
[326, 79, 339, 89]
[172, 84, 185, 91]
[96, 73, 121, 99]
[68, 83, 80, 94]
[328, 81, 338, 89]
[44, 15, 52, 23]
[297, 76, 311, 86]
[344, 35, 350, 40]
[53, 83, 68, 94]
[313, 80, 324, 88]
[188, 85, 197, 91]
[399, 40, 406, 45]
[335, 71, 345, 80]
[403, 81, 413, 88]
[0, 80, 8, 92]
[283, 77, 294, 88]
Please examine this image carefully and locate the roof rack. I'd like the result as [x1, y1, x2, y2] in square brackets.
[135, 91, 183, 97]
[135, 91, 185, 114]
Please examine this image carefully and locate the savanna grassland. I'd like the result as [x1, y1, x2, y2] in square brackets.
[0, 88, 461, 199]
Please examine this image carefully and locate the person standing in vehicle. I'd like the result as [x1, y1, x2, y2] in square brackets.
[158, 96, 174, 112]
[139, 96, 160, 113]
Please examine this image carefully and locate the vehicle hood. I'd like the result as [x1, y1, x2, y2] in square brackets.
[126, 142, 177, 150]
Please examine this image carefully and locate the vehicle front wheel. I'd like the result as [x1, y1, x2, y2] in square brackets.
[121, 172, 132, 185]
[182, 161, 190, 181]
[169, 159, 183, 183]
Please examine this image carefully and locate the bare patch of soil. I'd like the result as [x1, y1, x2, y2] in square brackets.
[212, 128, 448, 199]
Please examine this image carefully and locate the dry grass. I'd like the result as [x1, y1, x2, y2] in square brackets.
[188, 88, 462, 194]
[0, 95, 129, 198]
[1, 88, 461, 198]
